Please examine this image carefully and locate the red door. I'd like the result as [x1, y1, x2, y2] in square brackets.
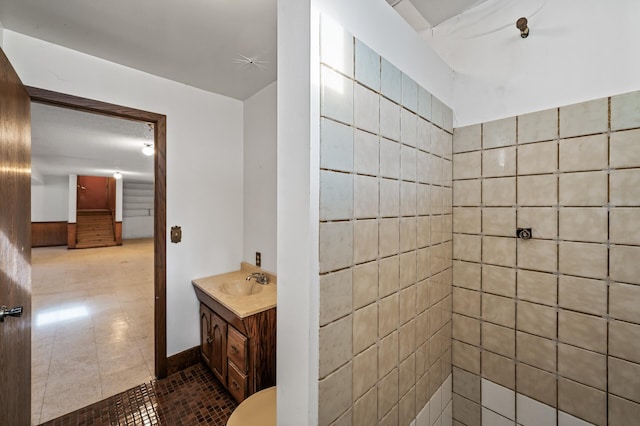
[0, 47, 32, 424]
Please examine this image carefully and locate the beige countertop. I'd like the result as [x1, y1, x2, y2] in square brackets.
[192, 262, 277, 319]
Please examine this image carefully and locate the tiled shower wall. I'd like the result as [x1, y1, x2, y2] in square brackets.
[316, 18, 454, 426]
[451, 91, 640, 426]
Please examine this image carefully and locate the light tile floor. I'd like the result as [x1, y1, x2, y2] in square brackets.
[31, 239, 155, 425]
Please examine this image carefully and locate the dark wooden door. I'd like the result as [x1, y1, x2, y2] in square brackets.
[77, 175, 110, 210]
[0, 48, 32, 425]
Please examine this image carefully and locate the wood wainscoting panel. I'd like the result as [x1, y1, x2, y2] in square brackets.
[167, 345, 201, 376]
[67, 223, 77, 249]
[32, 222, 67, 247]
[115, 221, 122, 245]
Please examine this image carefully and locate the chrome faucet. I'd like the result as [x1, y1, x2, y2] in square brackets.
[246, 272, 269, 285]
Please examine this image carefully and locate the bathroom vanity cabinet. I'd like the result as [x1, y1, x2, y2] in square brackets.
[196, 291, 276, 403]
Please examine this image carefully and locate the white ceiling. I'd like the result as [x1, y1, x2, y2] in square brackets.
[387, 0, 491, 30]
[0, 0, 277, 101]
[31, 103, 154, 183]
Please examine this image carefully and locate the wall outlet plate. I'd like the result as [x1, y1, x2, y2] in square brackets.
[256, 252, 262, 267]
[516, 228, 532, 239]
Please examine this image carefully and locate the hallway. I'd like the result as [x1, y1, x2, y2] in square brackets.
[32, 239, 155, 424]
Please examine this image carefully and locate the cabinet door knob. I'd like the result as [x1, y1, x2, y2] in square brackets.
[207, 336, 213, 344]
[232, 380, 240, 390]
[231, 345, 239, 354]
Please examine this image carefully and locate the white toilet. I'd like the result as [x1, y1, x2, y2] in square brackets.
[227, 386, 276, 426]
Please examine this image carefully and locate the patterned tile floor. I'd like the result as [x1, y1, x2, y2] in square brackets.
[39, 362, 238, 425]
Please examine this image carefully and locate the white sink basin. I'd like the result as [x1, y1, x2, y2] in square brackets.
[219, 279, 264, 296]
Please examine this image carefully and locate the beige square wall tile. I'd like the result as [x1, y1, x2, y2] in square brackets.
[453, 366, 481, 402]
[399, 286, 416, 325]
[379, 178, 400, 218]
[399, 251, 416, 288]
[609, 357, 640, 404]
[517, 363, 557, 407]
[482, 322, 515, 357]
[399, 354, 416, 397]
[482, 264, 516, 297]
[401, 108, 418, 148]
[379, 294, 399, 338]
[353, 303, 378, 355]
[354, 219, 378, 264]
[379, 218, 400, 258]
[559, 171, 608, 207]
[517, 140, 558, 175]
[453, 233, 481, 262]
[318, 363, 353, 426]
[482, 236, 516, 267]
[483, 208, 516, 237]
[610, 128, 640, 168]
[610, 320, 640, 364]
[482, 293, 515, 328]
[518, 175, 557, 206]
[611, 169, 640, 207]
[559, 97, 608, 139]
[558, 275, 607, 316]
[453, 207, 481, 234]
[558, 378, 606, 426]
[380, 139, 400, 180]
[399, 320, 416, 361]
[558, 344, 606, 390]
[352, 262, 377, 310]
[417, 216, 431, 248]
[453, 393, 481, 426]
[517, 239, 557, 273]
[379, 255, 399, 298]
[320, 222, 353, 273]
[319, 315, 353, 378]
[453, 261, 481, 290]
[483, 177, 516, 207]
[518, 108, 558, 144]
[352, 345, 377, 401]
[482, 350, 515, 390]
[482, 147, 516, 178]
[453, 314, 480, 346]
[559, 134, 608, 172]
[353, 387, 377, 426]
[400, 181, 416, 217]
[610, 282, 640, 324]
[517, 301, 556, 339]
[453, 151, 481, 180]
[378, 369, 399, 420]
[399, 217, 417, 254]
[516, 332, 556, 372]
[610, 245, 640, 285]
[378, 331, 399, 379]
[558, 310, 607, 354]
[321, 118, 354, 172]
[354, 175, 378, 219]
[517, 269, 557, 305]
[610, 208, 640, 245]
[558, 241, 608, 279]
[609, 394, 640, 426]
[417, 184, 431, 216]
[453, 124, 481, 153]
[399, 387, 416, 426]
[611, 91, 640, 131]
[483, 116, 516, 148]
[453, 179, 481, 206]
[517, 207, 558, 240]
[559, 208, 608, 243]
[354, 128, 379, 176]
[320, 269, 352, 326]
[452, 340, 481, 375]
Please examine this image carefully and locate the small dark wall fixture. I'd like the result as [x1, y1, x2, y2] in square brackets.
[516, 17, 530, 38]
[516, 228, 532, 239]
[171, 226, 182, 243]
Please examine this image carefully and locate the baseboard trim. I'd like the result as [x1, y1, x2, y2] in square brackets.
[166, 345, 201, 376]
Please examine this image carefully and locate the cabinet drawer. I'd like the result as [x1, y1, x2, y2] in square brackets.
[227, 326, 248, 372]
[227, 361, 248, 403]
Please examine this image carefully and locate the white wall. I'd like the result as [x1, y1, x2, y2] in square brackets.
[277, 1, 454, 424]
[0, 19, 4, 48]
[423, 0, 640, 126]
[123, 216, 154, 239]
[243, 81, 277, 273]
[31, 175, 69, 222]
[3, 30, 244, 356]
[68, 175, 77, 223]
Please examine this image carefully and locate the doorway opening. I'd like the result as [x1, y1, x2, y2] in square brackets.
[27, 87, 167, 422]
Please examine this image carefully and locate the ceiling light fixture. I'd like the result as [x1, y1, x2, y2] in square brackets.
[113, 171, 122, 179]
[142, 143, 154, 156]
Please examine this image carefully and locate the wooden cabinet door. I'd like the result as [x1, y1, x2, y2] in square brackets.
[210, 311, 228, 385]
[200, 304, 213, 368]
